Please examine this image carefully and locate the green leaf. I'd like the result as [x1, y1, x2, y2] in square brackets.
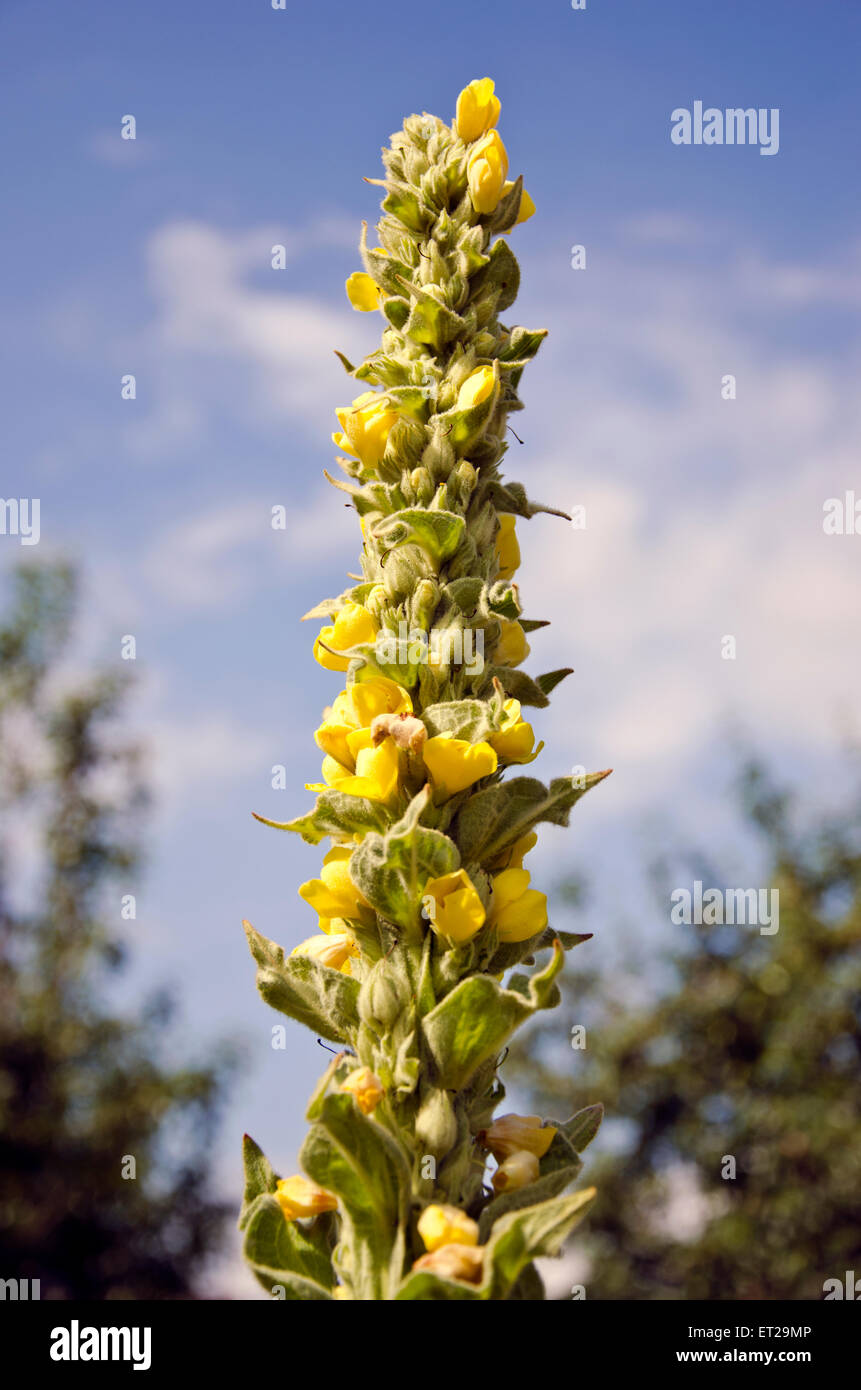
[535, 927, 592, 952]
[561, 1103, 604, 1152]
[253, 789, 389, 845]
[301, 1093, 410, 1301]
[454, 770, 612, 864]
[536, 667, 574, 696]
[399, 282, 466, 351]
[382, 184, 429, 233]
[382, 297, 410, 330]
[243, 1193, 334, 1299]
[239, 1134, 279, 1231]
[350, 788, 459, 933]
[506, 1262, 546, 1300]
[485, 479, 571, 521]
[421, 698, 501, 742]
[243, 920, 359, 1043]
[395, 1270, 484, 1301]
[487, 175, 525, 238]
[473, 234, 521, 309]
[497, 326, 548, 366]
[372, 508, 465, 567]
[423, 942, 564, 1089]
[519, 618, 550, 634]
[487, 665, 551, 709]
[483, 1188, 596, 1299]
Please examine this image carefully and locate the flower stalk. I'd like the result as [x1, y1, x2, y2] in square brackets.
[239, 78, 610, 1301]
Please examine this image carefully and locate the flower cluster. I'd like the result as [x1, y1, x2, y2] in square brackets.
[240, 77, 609, 1302]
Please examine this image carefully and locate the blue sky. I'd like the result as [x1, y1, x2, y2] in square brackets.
[2, 0, 860, 1293]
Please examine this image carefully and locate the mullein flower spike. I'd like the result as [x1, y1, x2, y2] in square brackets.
[240, 78, 610, 1301]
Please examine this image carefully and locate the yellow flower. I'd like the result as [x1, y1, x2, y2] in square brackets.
[492, 1150, 540, 1193]
[494, 514, 520, 580]
[315, 677, 412, 769]
[456, 365, 497, 412]
[345, 271, 381, 312]
[493, 618, 530, 668]
[332, 1285, 350, 1299]
[423, 733, 498, 796]
[314, 722, 355, 771]
[305, 755, 353, 794]
[455, 77, 501, 143]
[423, 868, 486, 944]
[332, 391, 397, 470]
[341, 1067, 384, 1115]
[487, 867, 548, 943]
[299, 846, 371, 922]
[413, 1242, 484, 1284]
[275, 1175, 338, 1221]
[500, 182, 536, 227]
[313, 602, 379, 671]
[291, 932, 358, 974]
[333, 676, 412, 729]
[488, 698, 537, 764]
[483, 1113, 557, 1162]
[466, 130, 509, 215]
[490, 829, 538, 871]
[417, 1204, 480, 1253]
[336, 736, 401, 805]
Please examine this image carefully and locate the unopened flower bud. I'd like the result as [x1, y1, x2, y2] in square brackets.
[340, 1066, 384, 1115]
[358, 960, 409, 1030]
[412, 1242, 485, 1285]
[492, 1150, 540, 1193]
[415, 1088, 458, 1158]
[275, 1175, 338, 1221]
[482, 1113, 557, 1162]
[417, 1204, 479, 1253]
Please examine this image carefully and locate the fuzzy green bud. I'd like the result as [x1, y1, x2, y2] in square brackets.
[358, 961, 410, 1032]
[415, 1087, 458, 1159]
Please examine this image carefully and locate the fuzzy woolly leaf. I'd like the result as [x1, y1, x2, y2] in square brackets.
[239, 1133, 279, 1231]
[454, 770, 612, 864]
[421, 698, 501, 742]
[483, 1188, 596, 1299]
[487, 666, 551, 709]
[243, 1193, 334, 1298]
[536, 667, 574, 696]
[349, 789, 459, 932]
[562, 1103, 604, 1153]
[373, 508, 465, 566]
[253, 790, 389, 845]
[243, 920, 359, 1043]
[395, 1270, 484, 1301]
[498, 326, 548, 366]
[423, 942, 564, 1089]
[485, 479, 571, 521]
[474, 235, 521, 310]
[301, 1093, 410, 1302]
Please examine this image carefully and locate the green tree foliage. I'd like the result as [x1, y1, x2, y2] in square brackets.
[0, 562, 234, 1299]
[510, 764, 861, 1299]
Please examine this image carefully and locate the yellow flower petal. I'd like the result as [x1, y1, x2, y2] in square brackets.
[466, 131, 509, 214]
[417, 1204, 480, 1252]
[423, 868, 486, 944]
[494, 515, 520, 580]
[455, 77, 501, 144]
[275, 1176, 338, 1220]
[345, 271, 381, 312]
[423, 733, 498, 796]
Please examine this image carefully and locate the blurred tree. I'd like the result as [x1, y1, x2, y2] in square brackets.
[0, 562, 235, 1299]
[510, 763, 861, 1299]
